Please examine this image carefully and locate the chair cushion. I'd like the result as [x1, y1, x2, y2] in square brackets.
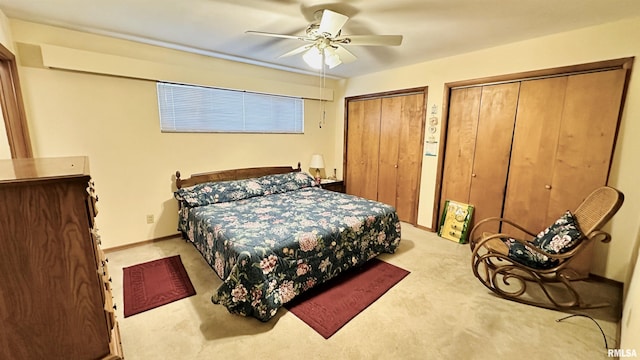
[503, 211, 583, 269]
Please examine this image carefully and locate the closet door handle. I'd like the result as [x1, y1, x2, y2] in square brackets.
[545, 184, 552, 189]
[471, 173, 477, 177]
[394, 164, 398, 168]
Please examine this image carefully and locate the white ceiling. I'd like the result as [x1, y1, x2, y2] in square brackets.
[1, 0, 640, 79]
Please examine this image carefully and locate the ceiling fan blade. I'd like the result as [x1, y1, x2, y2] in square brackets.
[318, 10, 349, 37]
[334, 45, 357, 64]
[245, 30, 310, 41]
[279, 45, 313, 58]
[338, 35, 403, 46]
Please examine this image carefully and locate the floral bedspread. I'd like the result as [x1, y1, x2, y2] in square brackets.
[178, 186, 401, 321]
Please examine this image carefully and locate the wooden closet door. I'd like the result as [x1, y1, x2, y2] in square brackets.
[551, 69, 626, 278]
[503, 69, 626, 278]
[440, 87, 481, 215]
[548, 69, 626, 219]
[395, 93, 425, 223]
[346, 98, 381, 199]
[440, 84, 518, 231]
[377, 96, 402, 208]
[504, 69, 626, 235]
[467, 83, 520, 230]
[346, 89, 426, 225]
[377, 94, 425, 223]
[502, 77, 567, 237]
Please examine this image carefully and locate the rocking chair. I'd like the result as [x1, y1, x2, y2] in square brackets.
[469, 186, 624, 310]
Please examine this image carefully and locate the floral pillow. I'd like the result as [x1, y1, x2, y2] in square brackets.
[174, 172, 317, 208]
[504, 211, 583, 269]
[174, 178, 265, 207]
[259, 172, 317, 195]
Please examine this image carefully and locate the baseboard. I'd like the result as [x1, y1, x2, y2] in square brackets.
[103, 233, 182, 253]
[588, 272, 624, 289]
[414, 223, 435, 232]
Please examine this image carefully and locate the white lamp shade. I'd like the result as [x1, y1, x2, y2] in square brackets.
[324, 47, 342, 69]
[309, 154, 325, 169]
[302, 47, 323, 69]
[303, 46, 345, 69]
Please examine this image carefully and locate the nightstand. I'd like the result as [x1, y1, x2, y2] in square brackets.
[320, 179, 345, 193]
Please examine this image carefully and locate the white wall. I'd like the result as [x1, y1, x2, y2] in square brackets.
[621, 224, 639, 351]
[0, 11, 12, 52]
[10, 19, 340, 249]
[0, 107, 10, 159]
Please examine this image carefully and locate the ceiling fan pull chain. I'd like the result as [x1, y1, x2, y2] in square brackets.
[320, 54, 326, 128]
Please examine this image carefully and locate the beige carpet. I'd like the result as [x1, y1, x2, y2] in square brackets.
[107, 224, 621, 359]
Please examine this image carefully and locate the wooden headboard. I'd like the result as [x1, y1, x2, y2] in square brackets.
[175, 162, 302, 189]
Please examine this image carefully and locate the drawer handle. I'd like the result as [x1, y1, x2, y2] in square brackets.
[545, 184, 552, 189]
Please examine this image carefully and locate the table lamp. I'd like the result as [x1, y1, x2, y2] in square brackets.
[309, 154, 325, 184]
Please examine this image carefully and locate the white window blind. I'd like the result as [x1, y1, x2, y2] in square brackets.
[157, 82, 304, 133]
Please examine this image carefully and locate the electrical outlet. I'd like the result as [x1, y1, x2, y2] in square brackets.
[146, 214, 154, 224]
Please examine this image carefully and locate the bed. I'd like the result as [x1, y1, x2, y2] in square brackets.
[174, 164, 401, 321]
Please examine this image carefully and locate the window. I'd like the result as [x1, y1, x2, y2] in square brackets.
[157, 82, 304, 133]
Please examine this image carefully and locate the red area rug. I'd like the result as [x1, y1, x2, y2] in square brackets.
[286, 258, 410, 339]
[123, 255, 196, 317]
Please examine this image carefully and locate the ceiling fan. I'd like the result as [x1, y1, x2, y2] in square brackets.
[246, 9, 403, 70]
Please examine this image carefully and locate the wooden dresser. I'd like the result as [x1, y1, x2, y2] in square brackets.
[0, 157, 123, 360]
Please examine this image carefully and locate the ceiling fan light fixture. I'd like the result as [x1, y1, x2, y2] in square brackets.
[324, 47, 342, 69]
[302, 46, 323, 69]
[303, 45, 342, 69]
